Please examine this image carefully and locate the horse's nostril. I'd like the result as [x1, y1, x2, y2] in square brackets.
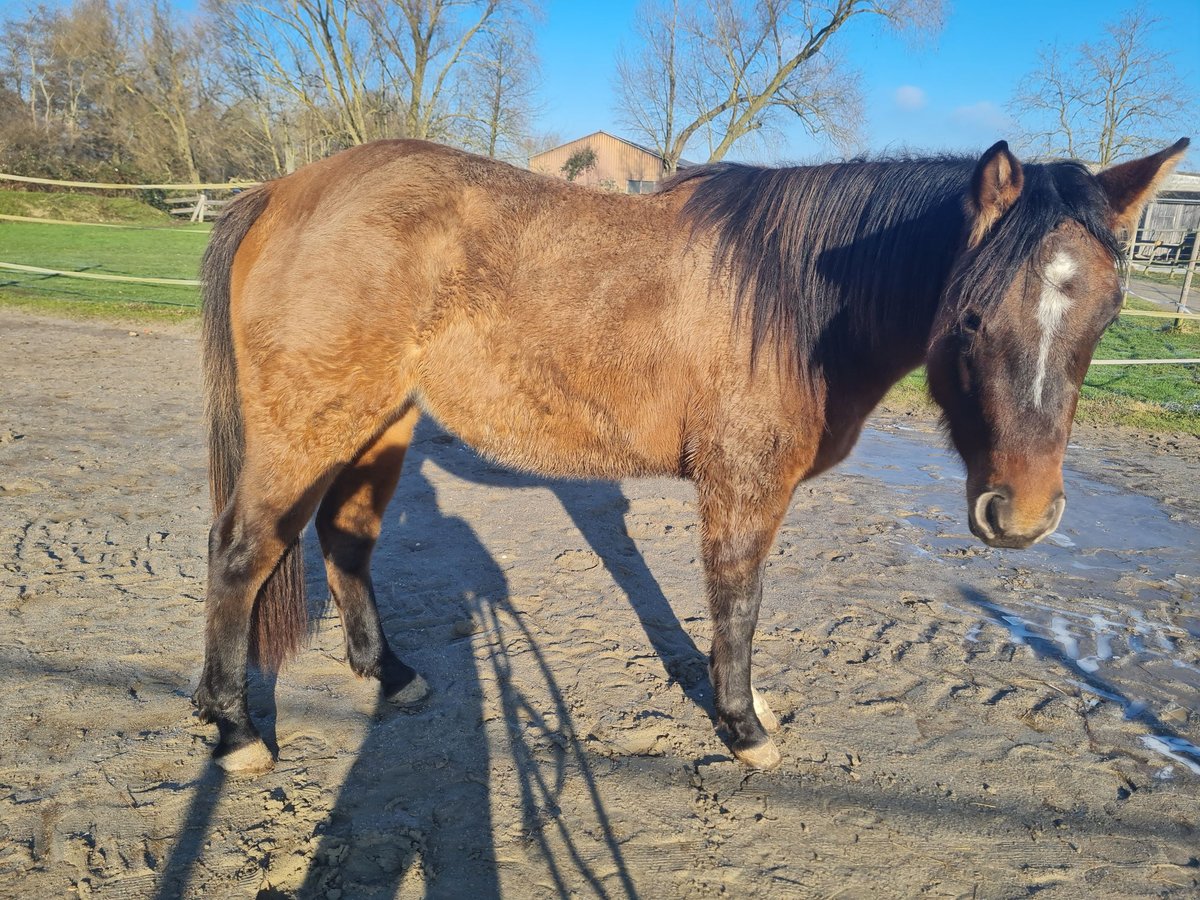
[971, 489, 1008, 540]
[985, 493, 1004, 535]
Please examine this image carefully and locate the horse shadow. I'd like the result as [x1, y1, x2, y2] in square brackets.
[416, 419, 713, 709]
[290, 456, 501, 897]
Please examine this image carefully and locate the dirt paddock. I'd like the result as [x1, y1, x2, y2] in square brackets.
[1, 309, 1198, 898]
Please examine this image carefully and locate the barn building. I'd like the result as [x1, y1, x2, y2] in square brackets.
[1141, 171, 1200, 236]
[1131, 171, 1200, 266]
[529, 131, 694, 193]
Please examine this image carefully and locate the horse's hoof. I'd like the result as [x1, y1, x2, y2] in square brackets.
[734, 737, 781, 771]
[385, 673, 429, 706]
[215, 739, 275, 776]
[752, 688, 779, 734]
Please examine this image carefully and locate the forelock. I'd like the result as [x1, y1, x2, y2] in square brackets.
[949, 161, 1122, 322]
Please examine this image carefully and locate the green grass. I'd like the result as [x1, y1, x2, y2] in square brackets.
[0, 218, 206, 313]
[1132, 267, 1187, 286]
[1127, 254, 1199, 286]
[1076, 310, 1200, 432]
[0, 187, 179, 225]
[885, 370, 932, 411]
[0, 291, 203, 322]
[0, 190, 206, 316]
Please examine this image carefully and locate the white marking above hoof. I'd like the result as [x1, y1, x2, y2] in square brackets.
[386, 673, 430, 706]
[734, 738, 781, 771]
[216, 740, 274, 776]
[752, 687, 780, 734]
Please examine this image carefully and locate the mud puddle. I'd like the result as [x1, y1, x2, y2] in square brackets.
[846, 426, 1200, 775]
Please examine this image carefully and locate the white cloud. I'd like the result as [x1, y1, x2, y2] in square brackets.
[894, 85, 927, 111]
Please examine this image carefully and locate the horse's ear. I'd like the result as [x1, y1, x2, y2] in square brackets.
[1096, 138, 1190, 237]
[968, 140, 1024, 248]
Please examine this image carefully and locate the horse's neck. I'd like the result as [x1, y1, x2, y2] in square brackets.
[821, 184, 966, 373]
[812, 167, 968, 439]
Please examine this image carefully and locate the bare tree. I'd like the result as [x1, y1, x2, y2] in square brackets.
[1, 0, 543, 182]
[210, 0, 531, 167]
[211, 13, 344, 176]
[616, 0, 943, 173]
[457, 13, 539, 160]
[1, 1, 123, 138]
[217, 57, 296, 176]
[616, 0, 681, 168]
[118, 0, 211, 182]
[1009, 8, 1192, 165]
[512, 128, 562, 164]
[211, 0, 385, 146]
[0, 1, 136, 178]
[364, 0, 520, 142]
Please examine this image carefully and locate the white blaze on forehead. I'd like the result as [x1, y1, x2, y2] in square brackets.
[1031, 250, 1076, 408]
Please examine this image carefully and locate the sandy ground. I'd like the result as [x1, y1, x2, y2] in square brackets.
[1, 308, 1198, 899]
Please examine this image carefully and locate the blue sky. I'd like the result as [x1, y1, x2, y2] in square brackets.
[533, 0, 1199, 164]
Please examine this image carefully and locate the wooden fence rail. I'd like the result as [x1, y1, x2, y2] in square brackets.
[1116, 307, 1200, 322]
[1089, 358, 1200, 366]
[0, 213, 207, 232]
[0, 261, 200, 287]
[0, 172, 256, 190]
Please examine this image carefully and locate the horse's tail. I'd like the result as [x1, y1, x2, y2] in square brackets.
[201, 186, 306, 672]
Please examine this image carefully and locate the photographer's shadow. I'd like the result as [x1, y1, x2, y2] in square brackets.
[298, 418, 677, 898]
[296, 456, 502, 897]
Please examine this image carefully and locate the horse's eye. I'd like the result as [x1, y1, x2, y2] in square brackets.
[961, 311, 982, 334]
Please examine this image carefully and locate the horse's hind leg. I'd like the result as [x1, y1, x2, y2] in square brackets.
[697, 468, 793, 770]
[196, 456, 334, 775]
[316, 406, 428, 703]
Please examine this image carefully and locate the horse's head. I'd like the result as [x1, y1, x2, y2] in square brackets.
[927, 138, 1189, 549]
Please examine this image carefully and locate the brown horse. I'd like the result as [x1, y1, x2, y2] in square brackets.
[194, 136, 1188, 775]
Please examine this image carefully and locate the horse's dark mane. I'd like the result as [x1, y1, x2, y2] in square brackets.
[665, 155, 1122, 371]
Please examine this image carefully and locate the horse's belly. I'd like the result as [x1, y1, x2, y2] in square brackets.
[413, 325, 685, 480]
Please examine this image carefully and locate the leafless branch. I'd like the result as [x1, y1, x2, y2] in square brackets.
[616, 0, 942, 174]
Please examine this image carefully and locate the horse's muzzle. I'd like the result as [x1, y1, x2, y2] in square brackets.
[969, 489, 1066, 549]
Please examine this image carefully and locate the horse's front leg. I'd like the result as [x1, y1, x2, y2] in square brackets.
[697, 470, 793, 770]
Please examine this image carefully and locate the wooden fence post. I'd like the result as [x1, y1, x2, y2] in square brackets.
[191, 192, 208, 223]
[1176, 233, 1197, 330]
[1123, 236, 1136, 307]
